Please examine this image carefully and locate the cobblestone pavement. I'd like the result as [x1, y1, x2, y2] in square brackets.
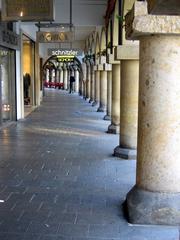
[0, 89, 179, 240]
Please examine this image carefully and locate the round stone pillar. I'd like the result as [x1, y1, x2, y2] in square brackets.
[60, 68, 63, 84]
[82, 81, 86, 99]
[92, 70, 100, 107]
[90, 67, 95, 103]
[56, 69, 59, 83]
[108, 64, 120, 134]
[104, 71, 112, 120]
[82, 63, 87, 98]
[63, 68, 68, 90]
[114, 60, 138, 159]
[126, 35, 180, 225]
[75, 69, 79, 93]
[86, 64, 91, 100]
[97, 70, 107, 112]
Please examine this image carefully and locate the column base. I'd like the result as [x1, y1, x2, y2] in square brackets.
[126, 185, 180, 226]
[107, 124, 119, 134]
[97, 106, 106, 112]
[103, 115, 111, 121]
[114, 146, 136, 159]
[85, 97, 90, 102]
[92, 101, 99, 107]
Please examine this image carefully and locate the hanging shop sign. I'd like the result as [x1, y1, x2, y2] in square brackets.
[0, 26, 20, 50]
[1, 0, 54, 21]
[48, 49, 83, 62]
[36, 31, 74, 43]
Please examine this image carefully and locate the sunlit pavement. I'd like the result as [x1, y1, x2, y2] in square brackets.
[0, 89, 178, 240]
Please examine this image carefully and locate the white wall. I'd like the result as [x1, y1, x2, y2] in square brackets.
[20, 23, 37, 41]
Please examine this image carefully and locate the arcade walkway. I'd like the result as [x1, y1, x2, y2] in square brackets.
[0, 89, 178, 240]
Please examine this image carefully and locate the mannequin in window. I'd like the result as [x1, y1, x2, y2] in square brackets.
[23, 73, 31, 104]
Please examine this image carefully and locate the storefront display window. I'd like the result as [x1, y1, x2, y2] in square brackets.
[0, 46, 16, 123]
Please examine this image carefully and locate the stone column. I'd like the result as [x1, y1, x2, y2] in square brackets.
[90, 66, 95, 103]
[104, 65, 112, 121]
[97, 67, 107, 112]
[114, 60, 139, 159]
[125, 1, 180, 225]
[63, 67, 68, 90]
[114, 46, 139, 159]
[81, 62, 86, 98]
[86, 63, 91, 101]
[92, 68, 100, 107]
[56, 69, 59, 83]
[83, 80, 86, 99]
[68, 69, 71, 91]
[60, 68, 64, 84]
[107, 64, 120, 133]
[79, 76, 83, 96]
[75, 69, 79, 93]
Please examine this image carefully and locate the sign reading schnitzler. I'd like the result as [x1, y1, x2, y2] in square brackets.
[48, 49, 82, 56]
[1, 0, 54, 21]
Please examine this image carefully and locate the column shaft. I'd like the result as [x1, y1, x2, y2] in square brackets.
[114, 60, 139, 159]
[75, 70, 79, 93]
[90, 68, 95, 103]
[97, 70, 107, 112]
[108, 64, 120, 133]
[63, 69, 68, 90]
[104, 71, 112, 120]
[92, 70, 100, 106]
[127, 35, 180, 225]
[86, 65, 91, 100]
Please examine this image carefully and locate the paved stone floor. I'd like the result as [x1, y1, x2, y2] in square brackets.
[0, 89, 179, 240]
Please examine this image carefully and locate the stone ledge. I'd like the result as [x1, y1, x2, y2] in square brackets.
[103, 63, 112, 71]
[126, 185, 180, 225]
[107, 53, 120, 64]
[125, 0, 180, 40]
[115, 45, 139, 60]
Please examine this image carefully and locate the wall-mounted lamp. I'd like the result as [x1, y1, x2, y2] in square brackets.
[3, 104, 10, 112]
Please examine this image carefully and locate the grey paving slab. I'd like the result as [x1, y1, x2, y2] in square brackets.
[0, 89, 179, 240]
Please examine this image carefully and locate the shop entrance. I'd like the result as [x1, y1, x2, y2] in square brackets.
[22, 35, 35, 116]
[0, 47, 16, 125]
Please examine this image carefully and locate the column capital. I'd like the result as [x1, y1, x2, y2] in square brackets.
[107, 53, 120, 64]
[115, 45, 139, 60]
[97, 64, 104, 71]
[99, 56, 106, 64]
[103, 63, 112, 71]
[93, 65, 98, 71]
[125, 1, 180, 40]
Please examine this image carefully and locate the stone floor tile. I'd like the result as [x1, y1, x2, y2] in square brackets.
[58, 223, 89, 238]
[27, 221, 60, 235]
[0, 89, 178, 240]
[88, 224, 121, 238]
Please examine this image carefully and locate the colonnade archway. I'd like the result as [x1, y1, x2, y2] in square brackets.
[43, 55, 82, 94]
